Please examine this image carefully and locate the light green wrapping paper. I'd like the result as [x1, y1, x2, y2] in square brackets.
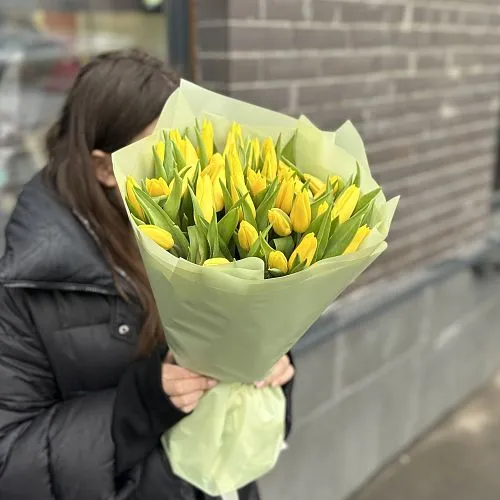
[112, 80, 399, 495]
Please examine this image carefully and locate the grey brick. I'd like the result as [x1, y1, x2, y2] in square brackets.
[199, 58, 260, 83]
[198, 26, 228, 52]
[260, 56, 322, 80]
[416, 53, 447, 70]
[266, 0, 304, 21]
[196, 0, 228, 20]
[228, 0, 259, 19]
[338, 290, 425, 389]
[322, 53, 408, 76]
[298, 79, 393, 107]
[349, 28, 391, 47]
[292, 337, 338, 423]
[293, 26, 348, 50]
[229, 86, 291, 111]
[340, 1, 405, 24]
[229, 25, 294, 51]
[312, 0, 337, 22]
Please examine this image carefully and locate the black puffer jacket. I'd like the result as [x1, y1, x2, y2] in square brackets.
[0, 173, 292, 500]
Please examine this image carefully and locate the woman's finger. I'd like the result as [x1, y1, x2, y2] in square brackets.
[164, 375, 217, 396]
[256, 356, 292, 388]
[170, 390, 204, 412]
[269, 364, 295, 387]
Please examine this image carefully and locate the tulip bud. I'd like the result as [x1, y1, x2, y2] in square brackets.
[126, 176, 145, 220]
[146, 177, 171, 197]
[155, 141, 165, 162]
[294, 178, 305, 195]
[261, 139, 278, 181]
[249, 137, 260, 168]
[268, 208, 292, 237]
[343, 225, 371, 255]
[278, 161, 294, 182]
[268, 250, 288, 274]
[196, 174, 215, 222]
[304, 174, 326, 197]
[290, 189, 312, 233]
[289, 233, 317, 270]
[275, 178, 295, 214]
[317, 201, 329, 217]
[201, 119, 214, 160]
[139, 225, 174, 250]
[203, 257, 230, 267]
[332, 185, 361, 224]
[170, 129, 199, 167]
[247, 168, 267, 197]
[238, 221, 259, 251]
[314, 175, 343, 199]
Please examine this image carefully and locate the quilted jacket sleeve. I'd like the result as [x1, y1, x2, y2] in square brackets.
[0, 286, 141, 500]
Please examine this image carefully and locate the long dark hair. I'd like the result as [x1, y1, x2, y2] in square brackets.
[45, 49, 179, 354]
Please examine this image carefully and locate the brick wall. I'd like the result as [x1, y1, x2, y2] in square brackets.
[196, 0, 500, 282]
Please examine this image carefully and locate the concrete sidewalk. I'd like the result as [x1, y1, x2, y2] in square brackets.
[350, 374, 500, 500]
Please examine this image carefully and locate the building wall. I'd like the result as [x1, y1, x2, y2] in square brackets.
[197, 0, 500, 282]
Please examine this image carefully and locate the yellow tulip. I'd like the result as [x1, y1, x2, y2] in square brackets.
[170, 129, 199, 167]
[314, 175, 343, 199]
[275, 178, 295, 214]
[196, 174, 215, 222]
[262, 151, 278, 181]
[224, 122, 243, 155]
[238, 221, 259, 251]
[247, 168, 267, 197]
[289, 233, 317, 269]
[208, 157, 225, 212]
[203, 257, 230, 267]
[248, 137, 260, 169]
[201, 119, 214, 160]
[317, 201, 329, 217]
[261, 137, 274, 157]
[290, 189, 312, 233]
[304, 174, 326, 197]
[205, 153, 224, 182]
[139, 225, 174, 250]
[146, 177, 171, 197]
[226, 143, 245, 189]
[155, 141, 165, 162]
[268, 250, 288, 274]
[126, 176, 144, 220]
[343, 225, 371, 255]
[278, 161, 294, 182]
[332, 185, 361, 223]
[268, 208, 292, 237]
[294, 178, 305, 195]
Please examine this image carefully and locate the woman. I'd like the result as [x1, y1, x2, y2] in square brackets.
[0, 49, 294, 500]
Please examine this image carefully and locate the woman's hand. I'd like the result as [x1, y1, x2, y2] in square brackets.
[162, 352, 217, 413]
[256, 355, 295, 388]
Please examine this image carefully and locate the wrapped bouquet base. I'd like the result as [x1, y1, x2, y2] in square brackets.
[113, 80, 398, 495]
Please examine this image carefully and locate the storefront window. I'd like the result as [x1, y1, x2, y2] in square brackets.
[0, 2, 169, 238]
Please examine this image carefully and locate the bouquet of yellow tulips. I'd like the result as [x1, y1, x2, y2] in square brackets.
[126, 118, 381, 279]
[113, 81, 398, 496]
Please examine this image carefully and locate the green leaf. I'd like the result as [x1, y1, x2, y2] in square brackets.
[172, 140, 186, 170]
[217, 236, 233, 261]
[306, 208, 328, 237]
[163, 169, 183, 223]
[131, 213, 145, 226]
[330, 215, 340, 239]
[354, 187, 381, 214]
[289, 256, 308, 275]
[255, 178, 279, 231]
[152, 195, 168, 206]
[323, 211, 363, 259]
[281, 131, 297, 164]
[207, 213, 220, 258]
[273, 235, 295, 258]
[153, 145, 168, 182]
[224, 155, 232, 191]
[268, 268, 285, 278]
[161, 132, 176, 182]
[315, 206, 333, 262]
[187, 185, 209, 234]
[220, 179, 234, 212]
[247, 238, 263, 258]
[126, 198, 143, 221]
[275, 133, 282, 163]
[236, 187, 258, 229]
[195, 127, 209, 170]
[218, 207, 240, 245]
[134, 188, 189, 258]
[259, 230, 274, 259]
[353, 161, 362, 188]
[187, 225, 208, 264]
[280, 156, 305, 181]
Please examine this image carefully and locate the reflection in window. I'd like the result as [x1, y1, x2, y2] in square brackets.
[0, 6, 168, 226]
